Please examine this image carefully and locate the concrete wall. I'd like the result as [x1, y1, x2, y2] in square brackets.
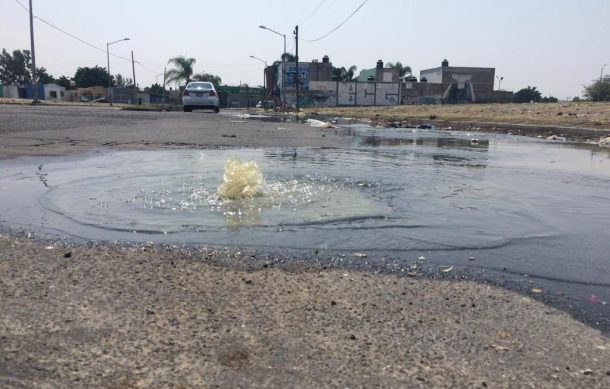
[309, 61, 333, 81]
[401, 82, 445, 104]
[337, 82, 356, 106]
[442, 67, 495, 102]
[306, 81, 337, 107]
[226, 94, 260, 108]
[376, 68, 399, 83]
[356, 82, 376, 106]
[63, 90, 78, 102]
[376, 83, 400, 105]
[420, 68, 443, 84]
[0, 85, 19, 98]
[44, 84, 62, 101]
[490, 90, 514, 103]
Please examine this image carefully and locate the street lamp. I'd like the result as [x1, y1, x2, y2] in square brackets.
[249, 55, 268, 97]
[259, 25, 286, 109]
[496, 75, 503, 91]
[106, 37, 130, 106]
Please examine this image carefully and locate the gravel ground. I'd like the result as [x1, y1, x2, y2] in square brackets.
[0, 104, 609, 387]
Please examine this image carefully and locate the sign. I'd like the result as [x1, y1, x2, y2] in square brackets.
[284, 63, 309, 91]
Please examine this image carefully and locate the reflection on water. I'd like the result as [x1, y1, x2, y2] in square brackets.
[0, 129, 609, 306]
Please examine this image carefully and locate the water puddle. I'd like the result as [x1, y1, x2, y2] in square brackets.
[1, 127, 609, 328]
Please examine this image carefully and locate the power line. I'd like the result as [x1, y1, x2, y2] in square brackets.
[13, 0, 159, 74]
[301, 0, 369, 42]
[300, 0, 328, 26]
[13, 0, 28, 12]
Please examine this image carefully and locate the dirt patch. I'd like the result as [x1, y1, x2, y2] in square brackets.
[306, 102, 610, 136]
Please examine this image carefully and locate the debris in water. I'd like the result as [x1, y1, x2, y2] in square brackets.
[217, 157, 266, 200]
[440, 265, 454, 273]
[581, 294, 606, 305]
[531, 288, 543, 293]
[306, 118, 335, 128]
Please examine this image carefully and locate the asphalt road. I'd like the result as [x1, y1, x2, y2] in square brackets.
[0, 104, 609, 388]
[0, 104, 348, 160]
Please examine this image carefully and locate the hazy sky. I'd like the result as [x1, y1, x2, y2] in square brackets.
[2, 0, 609, 99]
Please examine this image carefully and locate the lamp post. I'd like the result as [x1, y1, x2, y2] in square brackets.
[496, 75, 503, 91]
[106, 37, 130, 106]
[249, 55, 267, 98]
[259, 25, 286, 109]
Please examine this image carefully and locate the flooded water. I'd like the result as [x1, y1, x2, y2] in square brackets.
[1, 126, 609, 324]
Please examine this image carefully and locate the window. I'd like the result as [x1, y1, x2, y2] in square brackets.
[50, 91, 57, 98]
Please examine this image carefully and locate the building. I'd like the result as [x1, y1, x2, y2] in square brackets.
[278, 55, 334, 106]
[44, 84, 62, 101]
[417, 59, 495, 103]
[357, 60, 400, 83]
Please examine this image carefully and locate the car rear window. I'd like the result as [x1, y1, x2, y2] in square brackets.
[188, 82, 213, 89]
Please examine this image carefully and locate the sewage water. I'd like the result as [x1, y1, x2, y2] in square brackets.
[1, 127, 609, 325]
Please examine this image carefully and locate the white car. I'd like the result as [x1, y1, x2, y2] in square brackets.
[182, 81, 220, 113]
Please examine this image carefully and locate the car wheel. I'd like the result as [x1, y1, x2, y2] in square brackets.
[183, 106, 192, 112]
[214, 107, 220, 113]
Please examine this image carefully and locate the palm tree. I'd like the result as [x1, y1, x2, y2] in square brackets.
[346, 65, 357, 81]
[332, 65, 357, 81]
[281, 52, 297, 62]
[386, 61, 412, 80]
[165, 56, 196, 86]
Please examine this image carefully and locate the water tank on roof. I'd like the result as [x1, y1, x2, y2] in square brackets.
[322, 55, 330, 63]
[442, 59, 449, 67]
[376, 59, 383, 69]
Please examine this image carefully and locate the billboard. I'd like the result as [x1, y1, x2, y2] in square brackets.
[284, 63, 309, 91]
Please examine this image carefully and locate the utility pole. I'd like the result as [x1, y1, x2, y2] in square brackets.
[29, 0, 39, 103]
[131, 51, 137, 104]
[162, 66, 167, 103]
[294, 25, 299, 113]
[600, 64, 607, 102]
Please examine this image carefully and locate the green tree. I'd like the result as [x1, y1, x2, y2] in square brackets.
[145, 83, 166, 97]
[36, 67, 55, 84]
[584, 75, 610, 102]
[192, 72, 222, 86]
[74, 66, 111, 88]
[0, 49, 32, 85]
[386, 61, 412, 79]
[165, 56, 196, 86]
[514, 86, 542, 103]
[56, 75, 73, 89]
[113, 73, 134, 88]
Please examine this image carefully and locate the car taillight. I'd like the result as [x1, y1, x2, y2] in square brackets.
[208, 90, 216, 97]
[183, 90, 190, 96]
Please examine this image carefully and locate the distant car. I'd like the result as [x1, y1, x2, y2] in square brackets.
[93, 97, 110, 103]
[182, 82, 219, 113]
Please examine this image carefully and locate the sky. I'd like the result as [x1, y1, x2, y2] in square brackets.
[1, 0, 609, 99]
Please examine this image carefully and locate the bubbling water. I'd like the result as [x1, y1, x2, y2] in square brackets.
[217, 157, 267, 200]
